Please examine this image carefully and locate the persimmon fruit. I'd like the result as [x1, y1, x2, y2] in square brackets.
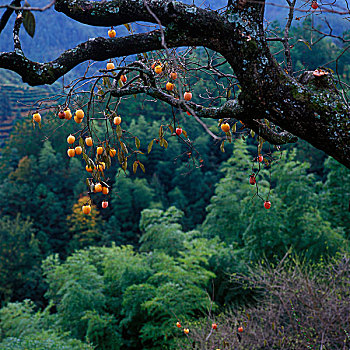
[64, 109, 72, 120]
[221, 123, 230, 133]
[264, 201, 271, 209]
[67, 134, 75, 144]
[67, 149, 75, 157]
[33, 113, 41, 123]
[166, 82, 174, 91]
[75, 146, 82, 155]
[108, 29, 116, 38]
[184, 91, 192, 101]
[154, 65, 162, 74]
[82, 205, 91, 214]
[113, 116, 122, 125]
[85, 137, 93, 147]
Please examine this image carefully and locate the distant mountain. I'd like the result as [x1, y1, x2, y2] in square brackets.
[0, 0, 348, 66]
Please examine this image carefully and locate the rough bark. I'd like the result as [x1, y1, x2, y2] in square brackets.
[0, 0, 349, 168]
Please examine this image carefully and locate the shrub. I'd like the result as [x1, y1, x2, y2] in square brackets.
[177, 253, 350, 349]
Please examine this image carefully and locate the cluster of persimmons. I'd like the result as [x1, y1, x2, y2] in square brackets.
[31, 27, 272, 215]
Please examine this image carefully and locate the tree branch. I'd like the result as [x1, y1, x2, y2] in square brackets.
[110, 86, 297, 144]
[0, 30, 204, 85]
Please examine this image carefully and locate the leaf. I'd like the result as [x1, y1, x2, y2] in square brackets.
[23, 10, 35, 38]
[163, 139, 168, 149]
[232, 123, 237, 133]
[139, 162, 145, 173]
[118, 79, 124, 87]
[105, 155, 111, 169]
[116, 125, 122, 138]
[133, 161, 138, 174]
[122, 159, 127, 171]
[182, 129, 188, 138]
[123, 23, 132, 32]
[250, 130, 255, 138]
[117, 149, 123, 164]
[297, 39, 312, 50]
[120, 141, 128, 154]
[220, 140, 225, 153]
[148, 139, 154, 154]
[168, 125, 174, 133]
[159, 125, 163, 139]
[103, 76, 111, 88]
[227, 89, 232, 99]
[135, 137, 140, 149]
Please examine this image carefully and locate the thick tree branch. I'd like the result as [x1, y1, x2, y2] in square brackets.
[0, 30, 204, 85]
[110, 86, 297, 144]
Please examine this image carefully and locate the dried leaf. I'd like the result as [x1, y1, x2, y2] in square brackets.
[133, 161, 138, 174]
[182, 129, 188, 138]
[122, 159, 127, 171]
[139, 162, 145, 173]
[148, 139, 154, 154]
[297, 39, 312, 50]
[123, 23, 131, 32]
[135, 137, 140, 149]
[120, 141, 128, 154]
[116, 124, 122, 138]
[163, 139, 168, 149]
[103, 76, 112, 88]
[220, 140, 225, 152]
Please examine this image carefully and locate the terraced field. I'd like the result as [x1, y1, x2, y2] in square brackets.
[0, 70, 56, 145]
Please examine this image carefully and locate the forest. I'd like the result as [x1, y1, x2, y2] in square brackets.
[0, 0, 350, 349]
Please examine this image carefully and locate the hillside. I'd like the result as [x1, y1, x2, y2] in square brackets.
[0, 70, 57, 145]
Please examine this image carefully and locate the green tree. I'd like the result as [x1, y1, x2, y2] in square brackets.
[107, 174, 158, 245]
[0, 215, 42, 304]
[202, 139, 255, 243]
[321, 157, 350, 237]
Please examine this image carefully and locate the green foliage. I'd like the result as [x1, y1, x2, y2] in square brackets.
[0, 299, 91, 349]
[139, 206, 186, 256]
[202, 139, 257, 243]
[203, 141, 347, 262]
[0, 215, 42, 304]
[0, 332, 93, 350]
[321, 157, 350, 237]
[42, 252, 107, 341]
